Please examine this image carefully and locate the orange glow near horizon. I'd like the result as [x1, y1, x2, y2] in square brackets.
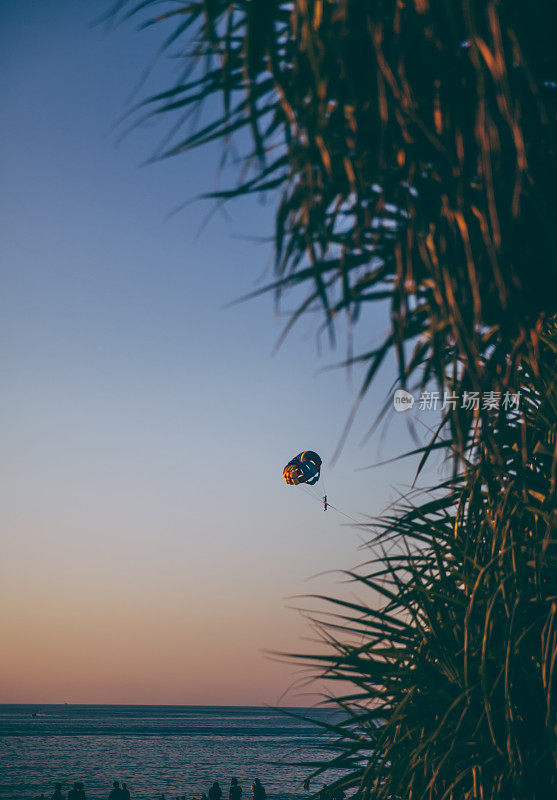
[0, 558, 324, 705]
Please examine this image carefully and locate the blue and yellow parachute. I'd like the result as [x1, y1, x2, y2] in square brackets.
[283, 450, 322, 486]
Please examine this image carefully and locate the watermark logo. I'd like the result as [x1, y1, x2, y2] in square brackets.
[392, 389, 521, 413]
[393, 389, 415, 412]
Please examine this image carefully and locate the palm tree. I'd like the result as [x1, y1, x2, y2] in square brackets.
[288, 320, 556, 799]
[110, 2, 557, 797]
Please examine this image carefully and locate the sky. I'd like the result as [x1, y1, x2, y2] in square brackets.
[0, 0, 439, 705]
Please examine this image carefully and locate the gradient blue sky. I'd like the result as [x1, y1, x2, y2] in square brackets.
[0, 1, 439, 705]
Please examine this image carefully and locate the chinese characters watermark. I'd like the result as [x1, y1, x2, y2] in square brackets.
[393, 390, 521, 413]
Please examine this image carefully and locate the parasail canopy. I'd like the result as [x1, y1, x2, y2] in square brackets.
[283, 450, 322, 486]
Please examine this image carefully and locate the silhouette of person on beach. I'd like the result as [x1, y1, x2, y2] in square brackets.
[251, 779, 266, 800]
[67, 783, 79, 800]
[121, 783, 130, 800]
[229, 778, 242, 800]
[50, 783, 64, 800]
[318, 784, 330, 800]
[209, 782, 223, 800]
[108, 780, 122, 800]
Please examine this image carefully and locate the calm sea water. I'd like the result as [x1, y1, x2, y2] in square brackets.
[0, 705, 339, 800]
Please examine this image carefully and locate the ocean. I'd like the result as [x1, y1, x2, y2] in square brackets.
[0, 705, 339, 800]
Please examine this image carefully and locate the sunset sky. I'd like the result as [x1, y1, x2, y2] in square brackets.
[1, 1, 436, 705]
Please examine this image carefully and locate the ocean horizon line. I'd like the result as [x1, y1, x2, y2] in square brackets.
[0, 702, 318, 709]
